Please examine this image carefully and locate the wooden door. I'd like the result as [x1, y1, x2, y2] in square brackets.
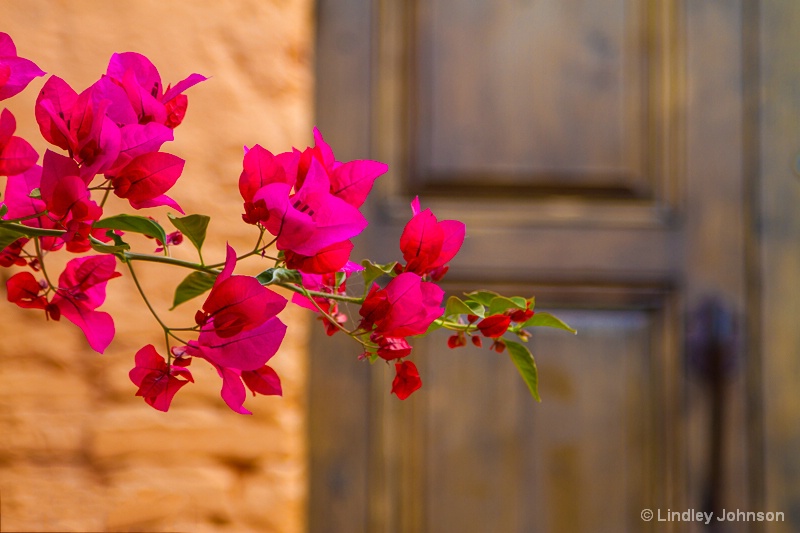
[308, 1, 774, 532]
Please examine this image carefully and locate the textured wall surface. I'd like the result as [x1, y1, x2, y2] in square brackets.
[0, 1, 313, 531]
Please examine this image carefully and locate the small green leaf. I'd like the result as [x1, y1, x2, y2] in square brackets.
[28, 188, 41, 199]
[94, 214, 167, 244]
[0, 226, 26, 251]
[445, 296, 475, 318]
[361, 259, 397, 290]
[465, 300, 485, 317]
[0, 204, 8, 218]
[105, 229, 128, 247]
[167, 213, 210, 255]
[505, 340, 540, 402]
[487, 295, 526, 316]
[464, 290, 502, 307]
[521, 312, 577, 334]
[171, 271, 218, 309]
[89, 234, 130, 256]
[257, 267, 302, 286]
[511, 296, 531, 309]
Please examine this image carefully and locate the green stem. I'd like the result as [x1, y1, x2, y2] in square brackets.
[431, 318, 479, 333]
[299, 285, 372, 348]
[126, 260, 190, 346]
[205, 231, 279, 269]
[34, 237, 57, 293]
[277, 282, 364, 304]
[1, 211, 48, 224]
[0, 221, 64, 237]
[124, 251, 219, 274]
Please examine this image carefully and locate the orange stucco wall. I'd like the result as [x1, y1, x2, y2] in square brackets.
[0, 1, 313, 531]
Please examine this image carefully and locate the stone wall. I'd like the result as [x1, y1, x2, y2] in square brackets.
[0, 1, 313, 531]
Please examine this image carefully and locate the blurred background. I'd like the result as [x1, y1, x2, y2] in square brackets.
[2, 1, 800, 532]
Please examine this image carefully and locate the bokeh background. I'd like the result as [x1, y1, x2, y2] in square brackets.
[3, 1, 800, 532]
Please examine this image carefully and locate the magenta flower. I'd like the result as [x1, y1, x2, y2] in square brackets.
[129, 345, 194, 412]
[107, 122, 175, 176]
[0, 109, 38, 176]
[195, 245, 288, 338]
[283, 239, 354, 274]
[3, 165, 64, 252]
[107, 151, 185, 212]
[35, 76, 123, 180]
[39, 150, 104, 252]
[242, 365, 282, 397]
[105, 52, 206, 128]
[239, 144, 295, 204]
[0, 33, 45, 101]
[51, 254, 121, 353]
[190, 301, 288, 369]
[399, 197, 465, 281]
[359, 272, 445, 339]
[358, 272, 443, 361]
[6, 271, 49, 310]
[183, 245, 288, 413]
[0, 237, 28, 268]
[207, 362, 283, 415]
[298, 128, 388, 208]
[7, 255, 120, 353]
[391, 360, 422, 400]
[254, 157, 368, 257]
[372, 335, 412, 361]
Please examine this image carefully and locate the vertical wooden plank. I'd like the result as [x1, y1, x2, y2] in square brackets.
[683, 0, 749, 526]
[308, 1, 374, 532]
[741, 0, 765, 527]
[761, 1, 800, 531]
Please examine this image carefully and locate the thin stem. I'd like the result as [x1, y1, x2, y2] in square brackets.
[34, 237, 57, 292]
[431, 317, 479, 333]
[1, 211, 48, 224]
[277, 283, 364, 304]
[99, 186, 112, 208]
[205, 231, 279, 269]
[300, 285, 372, 348]
[124, 251, 219, 274]
[126, 260, 190, 346]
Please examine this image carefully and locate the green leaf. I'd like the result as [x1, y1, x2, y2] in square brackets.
[464, 290, 502, 307]
[89, 234, 130, 256]
[487, 295, 526, 316]
[445, 296, 475, 318]
[0, 226, 26, 251]
[361, 259, 397, 290]
[94, 214, 167, 244]
[28, 188, 41, 199]
[511, 296, 531, 309]
[0, 204, 7, 218]
[167, 213, 210, 255]
[505, 340, 541, 402]
[465, 300, 485, 317]
[256, 267, 302, 286]
[521, 312, 577, 334]
[171, 271, 218, 309]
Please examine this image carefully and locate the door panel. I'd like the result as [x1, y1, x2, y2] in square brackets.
[420, 310, 654, 533]
[311, 0, 760, 531]
[415, 0, 648, 193]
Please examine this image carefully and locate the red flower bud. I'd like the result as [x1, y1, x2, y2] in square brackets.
[477, 314, 511, 338]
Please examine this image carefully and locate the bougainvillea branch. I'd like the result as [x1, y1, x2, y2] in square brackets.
[0, 32, 575, 414]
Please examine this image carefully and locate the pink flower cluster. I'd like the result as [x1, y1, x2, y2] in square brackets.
[2, 33, 563, 414]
